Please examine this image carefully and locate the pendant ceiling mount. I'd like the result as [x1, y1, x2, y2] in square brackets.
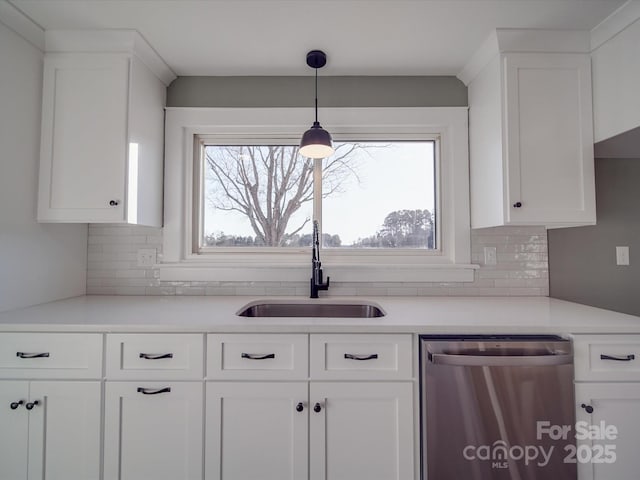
[306, 50, 327, 69]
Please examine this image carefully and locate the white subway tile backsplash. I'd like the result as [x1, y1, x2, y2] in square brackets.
[233, 286, 267, 296]
[145, 286, 176, 295]
[355, 287, 389, 296]
[85, 225, 549, 297]
[205, 286, 238, 296]
[114, 269, 147, 278]
[386, 287, 419, 296]
[265, 286, 298, 296]
[175, 286, 206, 296]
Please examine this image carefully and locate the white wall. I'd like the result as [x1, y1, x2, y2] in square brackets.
[0, 21, 87, 312]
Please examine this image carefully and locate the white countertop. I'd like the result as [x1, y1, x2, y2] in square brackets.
[0, 295, 639, 334]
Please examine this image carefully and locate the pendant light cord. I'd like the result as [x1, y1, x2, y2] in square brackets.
[314, 67, 318, 124]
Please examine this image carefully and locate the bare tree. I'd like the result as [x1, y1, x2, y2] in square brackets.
[204, 144, 362, 246]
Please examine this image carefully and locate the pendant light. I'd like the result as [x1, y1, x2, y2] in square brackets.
[299, 50, 334, 159]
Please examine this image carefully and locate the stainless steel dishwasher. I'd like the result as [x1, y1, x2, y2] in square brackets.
[420, 335, 576, 480]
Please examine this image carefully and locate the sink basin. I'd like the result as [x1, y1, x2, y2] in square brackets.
[237, 301, 385, 318]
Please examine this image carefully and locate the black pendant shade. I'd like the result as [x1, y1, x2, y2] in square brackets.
[300, 121, 334, 159]
[299, 50, 334, 159]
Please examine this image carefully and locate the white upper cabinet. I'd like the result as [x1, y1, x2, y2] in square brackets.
[591, 3, 640, 143]
[460, 29, 596, 228]
[37, 30, 175, 226]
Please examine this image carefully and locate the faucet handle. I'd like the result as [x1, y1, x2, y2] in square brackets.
[313, 221, 320, 245]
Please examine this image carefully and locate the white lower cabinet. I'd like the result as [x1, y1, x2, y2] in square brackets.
[0, 332, 103, 480]
[310, 382, 414, 480]
[2, 332, 414, 480]
[0, 380, 101, 480]
[573, 335, 640, 480]
[206, 382, 308, 480]
[205, 381, 413, 480]
[104, 382, 204, 480]
[205, 333, 414, 480]
[575, 383, 640, 480]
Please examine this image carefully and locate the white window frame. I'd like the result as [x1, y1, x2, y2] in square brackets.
[161, 107, 476, 282]
[195, 135, 440, 255]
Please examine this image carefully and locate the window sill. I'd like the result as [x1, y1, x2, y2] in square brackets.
[158, 262, 478, 283]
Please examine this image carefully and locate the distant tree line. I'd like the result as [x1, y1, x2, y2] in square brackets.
[353, 209, 434, 248]
[204, 208, 434, 249]
[204, 232, 342, 248]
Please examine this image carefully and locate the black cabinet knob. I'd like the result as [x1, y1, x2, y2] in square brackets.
[25, 400, 40, 410]
[296, 402, 304, 412]
[10, 400, 24, 410]
[581, 403, 594, 414]
[313, 402, 322, 413]
[513, 202, 522, 208]
[109, 200, 119, 206]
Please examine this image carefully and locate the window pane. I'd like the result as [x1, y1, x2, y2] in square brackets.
[202, 145, 313, 247]
[322, 141, 436, 249]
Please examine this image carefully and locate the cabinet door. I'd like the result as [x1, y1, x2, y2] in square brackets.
[575, 383, 640, 480]
[206, 382, 308, 480]
[310, 382, 414, 480]
[504, 53, 595, 226]
[27, 381, 101, 480]
[104, 382, 203, 480]
[0, 381, 29, 480]
[38, 54, 129, 222]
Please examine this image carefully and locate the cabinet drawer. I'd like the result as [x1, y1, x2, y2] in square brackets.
[207, 334, 308, 379]
[574, 335, 640, 381]
[310, 334, 413, 380]
[0, 333, 102, 379]
[106, 334, 204, 379]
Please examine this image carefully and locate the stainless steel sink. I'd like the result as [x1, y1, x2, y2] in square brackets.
[237, 301, 385, 318]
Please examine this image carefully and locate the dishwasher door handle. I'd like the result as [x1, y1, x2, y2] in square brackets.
[429, 353, 573, 367]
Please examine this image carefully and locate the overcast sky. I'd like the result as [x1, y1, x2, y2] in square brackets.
[323, 142, 435, 245]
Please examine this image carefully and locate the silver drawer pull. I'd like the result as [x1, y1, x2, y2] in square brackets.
[600, 354, 636, 362]
[139, 353, 174, 360]
[344, 353, 379, 361]
[241, 353, 275, 360]
[16, 352, 50, 359]
[137, 387, 171, 395]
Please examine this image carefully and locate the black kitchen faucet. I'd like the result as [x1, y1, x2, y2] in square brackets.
[310, 220, 330, 298]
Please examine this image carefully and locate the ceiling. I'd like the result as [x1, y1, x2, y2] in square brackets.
[6, 0, 628, 76]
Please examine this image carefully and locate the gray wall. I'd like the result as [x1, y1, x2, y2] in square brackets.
[549, 157, 640, 316]
[167, 76, 467, 107]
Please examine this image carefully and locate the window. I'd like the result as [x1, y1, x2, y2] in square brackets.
[162, 107, 474, 282]
[196, 140, 438, 252]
